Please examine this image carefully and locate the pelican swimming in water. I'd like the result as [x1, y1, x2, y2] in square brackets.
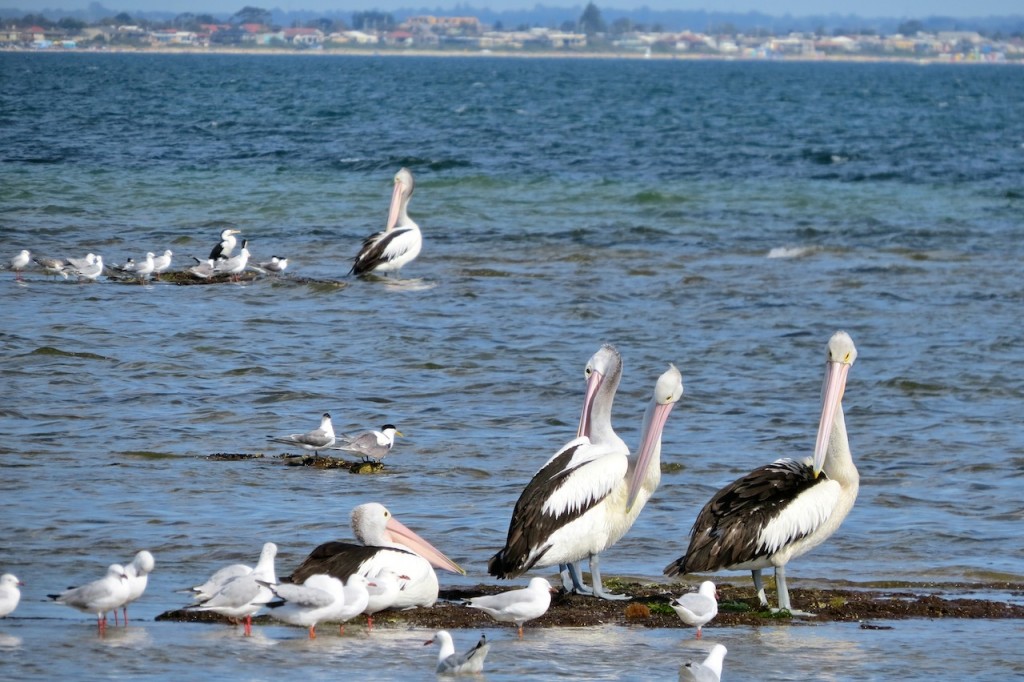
[488, 347, 684, 600]
[664, 331, 859, 615]
[350, 167, 422, 277]
[287, 502, 464, 610]
[210, 228, 241, 261]
[268, 412, 336, 457]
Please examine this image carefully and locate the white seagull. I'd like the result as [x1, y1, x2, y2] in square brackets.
[134, 252, 155, 281]
[187, 547, 277, 636]
[259, 256, 288, 273]
[363, 568, 408, 629]
[188, 542, 278, 602]
[670, 580, 718, 639]
[333, 574, 372, 634]
[210, 228, 241, 261]
[188, 257, 217, 279]
[49, 563, 130, 633]
[466, 576, 554, 639]
[425, 631, 491, 675]
[0, 573, 23, 618]
[214, 239, 250, 280]
[118, 550, 155, 625]
[9, 250, 30, 280]
[679, 644, 728, 682]
[331, 424, 402, 462]
[152, 249, 173, 277]
[350, 167, 422, 277]
[268, 412, 336, 457]
[664, 331, 860, 615]
[263, 573, 347, 639]
[489, 347, 684, 600]
[66, 253, 104, 281]
[287, 502, 464, 610]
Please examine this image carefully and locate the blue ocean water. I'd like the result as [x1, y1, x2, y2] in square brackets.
[1, 52, 1023, 680]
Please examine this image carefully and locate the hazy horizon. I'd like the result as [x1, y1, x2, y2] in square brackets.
[3, 0, 1022, 19]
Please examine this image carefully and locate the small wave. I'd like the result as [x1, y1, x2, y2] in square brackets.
[766, 245, 816, 259]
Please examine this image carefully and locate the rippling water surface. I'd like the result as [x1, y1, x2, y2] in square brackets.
[1, 53, 1023, 680]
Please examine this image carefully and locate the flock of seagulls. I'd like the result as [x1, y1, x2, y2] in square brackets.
[6, 166, 424, 285]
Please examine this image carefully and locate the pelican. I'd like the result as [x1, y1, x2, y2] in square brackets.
[152, 250, 173, 277]
[330, 424, 402, 462]
[262, 573, 346, 639]
[259, 256, 288, 273]
[669, 580, 718, 639]
[287, 502, 464, 609]
[466, 577, 554, 638]
[214, 239, 249, 280]
[350, 167, 422, 277]
[268, 412, 336, 457]
[679, 644, 728, 682]
[9, 250, 30, 280]
[49, 564, 130, 633]
[118, 550, 155, 625]
[488, 348, 684, 600]
[425, 631, 490, 674]
[210, 228, 241, 261]
[0, 574, 23, 618]
[664, 331, 859, 615]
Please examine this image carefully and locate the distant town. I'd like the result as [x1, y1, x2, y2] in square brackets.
[3, 3, 1022, 62]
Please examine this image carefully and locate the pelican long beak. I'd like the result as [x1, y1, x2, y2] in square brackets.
[577, 369, 605, 439]
[813, 359, 851, 477]
[385, 515, 466, 575]
[625, 400, 675, 512]
[385, 176, 406, 231]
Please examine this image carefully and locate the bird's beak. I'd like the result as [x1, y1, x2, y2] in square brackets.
[423, 638, 434, 646]
[577, 369, 605, 439]
[385, 177, 406, 231]
[394, 430, 404, 437]
[813, 358, 851, 477]
[625, 400, 676, 512]
[385, 515, 466, 575]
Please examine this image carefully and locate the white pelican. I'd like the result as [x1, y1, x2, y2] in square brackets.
[330, 424, 402, 462]
[214, 239, 250, 280]
[669, 580, 718, 639]
[187, 545, 277, 636]
[152, 250, 173, 277]
[664, 331, 859, 614]
[118, 550, 155, 625]
[466, 577, 554, 639]
[679, 644, 728, 682]
[259, 256, 288, 273]
[188, 542, 277, 602]
[9, 250, 30, 280]
[489, 348, 684, 600]
[350, 167, 422, 277]
[287, 502, 464, 609]
[0, 574, 23, 618]
[263, 573, 346, 639]
[49, 564, 130, 633]
[268, 412, 336, 457]
[210, 228, 241, 261]
[425, 631, 490, 674]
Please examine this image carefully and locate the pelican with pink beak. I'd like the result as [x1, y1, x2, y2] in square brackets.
[287, 502, 464, 609]
[350, 167, 422, 277]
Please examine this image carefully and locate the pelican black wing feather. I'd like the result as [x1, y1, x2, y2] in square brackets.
[350, 228, 414, 276]
[288, 541, 417, 583]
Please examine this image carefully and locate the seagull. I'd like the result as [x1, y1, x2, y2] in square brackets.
[262, 573, 347, 639]
[210, 228, 241, 261]
[34, 256, 69, 279]
[187, 542, 278, 602]
[152, 250, 173, 277]
[66, 254, 104, 282]
[425, 631, 490, 675]
[466, 577, 554, 639]
[188, 257, 217, 279]
[664, 331, 859, 615]
[333, 574, 372, 635]
[118, 550, 155, 625]
[268, 412, 336, 457]
[134, 252, 155, 281]
[9, 250, 30, 280]
[678, 644, 728, 682]
[363, 567, 408, 629]
[350, 167, 422, 277]
[186, 545, 277, 636]
[0, 574, 23, 618]
[214, 239, 250, 280]
[670, 580, 718, 639]
[330, 424, 402, 462]
[287, 502, 464, 610]
[112, 258, 137, 274]
[259, 256, 288, 274]
[49, 564, 130, 633]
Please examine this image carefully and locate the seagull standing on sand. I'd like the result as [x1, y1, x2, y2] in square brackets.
[268, 413, 336, 457]
[9, 250, 30, 280]
[669, 580, 718, 639]
[350, 167, 422, 277]
[678, 644, 728, 682]
[425, 631, 490, 675]
[49, 564, 130, 633]
[0, 574, 24, 617]
[465, 577, 555, 639]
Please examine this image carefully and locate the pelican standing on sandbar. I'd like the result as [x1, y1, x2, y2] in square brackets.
[488, 346, 684, 600]
[350, 168, 422, 277]
[664, 331, 859, 615]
